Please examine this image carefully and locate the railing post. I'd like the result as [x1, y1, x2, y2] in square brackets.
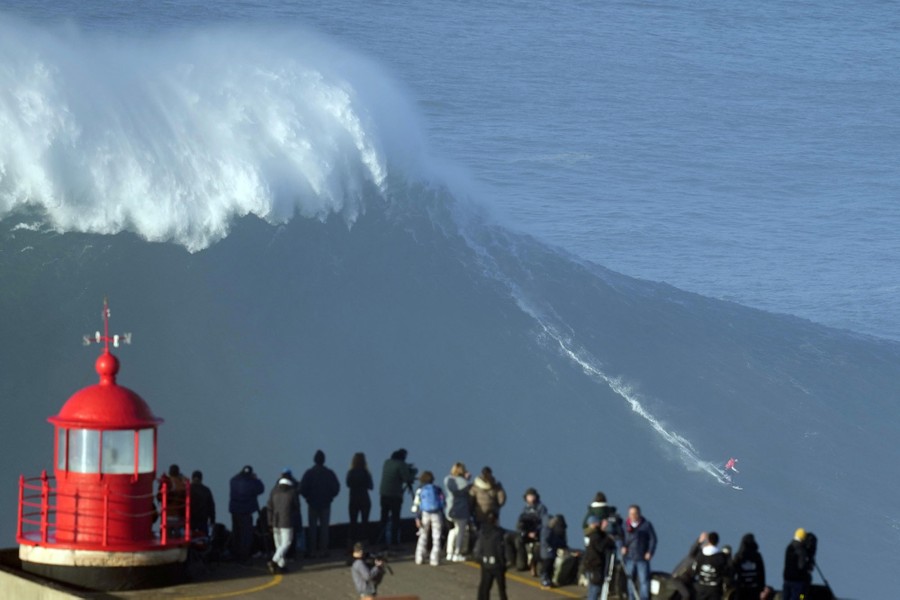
[160, 479, 168, 545]
[16, 475, 24, 541]
[40, 470, 49, 543]
[184, 480, 191, 542]
[103, 484, 110, 547]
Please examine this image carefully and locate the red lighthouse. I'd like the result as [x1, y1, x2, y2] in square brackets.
[17, 300, 188, 590]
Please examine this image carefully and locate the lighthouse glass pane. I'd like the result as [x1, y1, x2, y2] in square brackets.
[57, 429, 66, 470]
[101, 430, 135, 474]
[137, 428, 154, 473]
[68, 429, 100, 473]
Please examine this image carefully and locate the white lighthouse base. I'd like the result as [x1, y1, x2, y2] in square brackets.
[19, 544, 187, 591]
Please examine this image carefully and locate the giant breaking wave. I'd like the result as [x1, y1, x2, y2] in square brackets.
[1, 17, 899, 597]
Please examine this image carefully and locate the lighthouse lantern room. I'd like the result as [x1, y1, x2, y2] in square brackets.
[17, 300, 188, 591]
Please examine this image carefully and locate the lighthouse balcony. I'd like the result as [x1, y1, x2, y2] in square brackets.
[17, 471, 192, 553]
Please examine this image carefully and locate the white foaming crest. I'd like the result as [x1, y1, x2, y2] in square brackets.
[0, 17, 429, 251]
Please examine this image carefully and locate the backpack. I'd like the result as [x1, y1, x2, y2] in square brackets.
[419, 484, 444, 513]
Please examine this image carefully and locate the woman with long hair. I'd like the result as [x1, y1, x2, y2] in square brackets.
[346, 452, 373, 545]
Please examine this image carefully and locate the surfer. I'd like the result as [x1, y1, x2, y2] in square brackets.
[723, 458, 739, 484]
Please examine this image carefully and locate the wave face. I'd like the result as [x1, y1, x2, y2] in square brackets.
[1, 17, 899, 599]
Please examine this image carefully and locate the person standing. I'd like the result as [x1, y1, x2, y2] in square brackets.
[299, 449, 341, 557]
[266, 473, 300, 573]
[189, 470, 216, 537]
[379, 448, 415, 545]
[346, 452, 374, 545]
[229, 465, 265, 563]
[411, 470, 445, 566]
[583, 516, 616, 600]
[582, 491, 621, 545]
[731, 533, 766, 600]
[276, 468, 303, 560]
[474, 511, 508, 600]
[158, 464, 189, 536]
[691, 531, 730, 600]
[443, 462, 472, 562]
[469, 466, 506, 526]
[621, 504, 657, 600]
[782, 529, 813, 600]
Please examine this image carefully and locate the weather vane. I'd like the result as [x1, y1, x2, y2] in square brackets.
[82, 297, 132, 351]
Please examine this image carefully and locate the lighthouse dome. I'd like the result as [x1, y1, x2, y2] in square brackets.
[48, 351, 162, 430]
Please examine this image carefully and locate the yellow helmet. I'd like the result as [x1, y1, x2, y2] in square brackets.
[794, 528, 806, 541]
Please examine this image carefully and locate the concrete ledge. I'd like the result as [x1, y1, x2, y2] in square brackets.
[0, 549, 88, 599]
[0, 569, 84, 599]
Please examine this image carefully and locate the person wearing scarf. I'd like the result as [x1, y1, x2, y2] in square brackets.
[621, 504, 657, 600]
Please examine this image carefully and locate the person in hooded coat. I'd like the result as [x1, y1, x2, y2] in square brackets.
[582, 491, 621, 546]
[583, 515, 617, 600]
[469, 466, 506, 526]
[379, 448, 415, 545]
[731, 532, 765, 600]
[512, 488, 551, 580]
[474, 511, 508, 600]
[443, 461, 472, 562]
[691, 531, 730, 600]
[229, 465, 265, 563]
[267, 474, 300, 573]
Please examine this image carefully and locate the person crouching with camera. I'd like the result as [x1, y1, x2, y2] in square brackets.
[351, 542, 386, 599]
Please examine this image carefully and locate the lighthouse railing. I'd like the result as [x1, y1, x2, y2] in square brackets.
[17, 473, 192, 550]
[17, 471, 55, 546]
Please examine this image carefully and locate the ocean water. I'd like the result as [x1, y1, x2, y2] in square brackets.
[1, 2, 899, 598]
[4, 1, 900, 340]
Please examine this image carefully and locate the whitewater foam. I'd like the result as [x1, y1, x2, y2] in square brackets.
[0, 18, 433, 251]
[456, 219, 725, 482]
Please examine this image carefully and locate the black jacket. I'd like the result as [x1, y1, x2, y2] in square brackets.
[189, 482, 216, 531]
[783, 539, 812, 583]
[693, 548, 730, 591]
[732, 534, 765, 589]
[299, 464, 340, 510]
[474, 524, 507, 571]
[583, 528, 616, 573]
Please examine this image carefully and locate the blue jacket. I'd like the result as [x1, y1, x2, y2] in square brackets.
[229, 471, 265, 515]
[517, 502, 552, 559]
[624, 517, 657, 560]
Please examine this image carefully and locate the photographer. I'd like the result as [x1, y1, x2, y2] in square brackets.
[379, 449, 416, 546]
[351, 542, 387, 599]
